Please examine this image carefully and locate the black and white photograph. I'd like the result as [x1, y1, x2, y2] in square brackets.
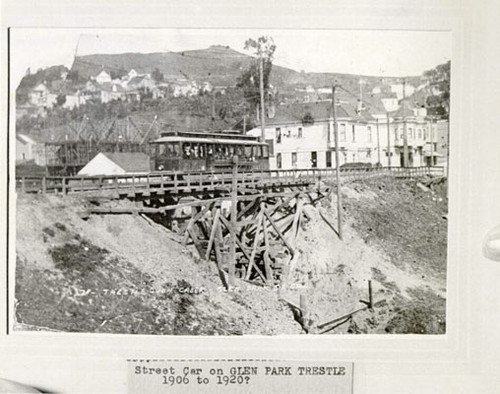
[3, 0, 500, 393]
[11, 28, 451, 336]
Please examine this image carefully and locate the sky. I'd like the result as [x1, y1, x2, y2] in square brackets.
[10, 28, 451, 88]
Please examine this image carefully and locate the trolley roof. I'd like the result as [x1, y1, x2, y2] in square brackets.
[152, 136, 267, 146]
[159, 130, 260, 141]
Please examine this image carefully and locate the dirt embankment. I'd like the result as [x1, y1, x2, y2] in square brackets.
[15, 194, 300, 335]
[283, 176, 447, 334]
[15, 175, 448, 335]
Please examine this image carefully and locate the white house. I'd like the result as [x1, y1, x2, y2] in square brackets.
[28, 83, 56, 108]
[95, 70, 112, 85]
[78, 152, 150, 176]
[100, 83, 127, 103]
[246, 101, 374, 170]
[247, 100, 445, 170]
[390, 83, 416, 100]
[16, 134, 38, 163]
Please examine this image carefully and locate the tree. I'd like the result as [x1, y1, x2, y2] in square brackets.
[56, 94, 67, 107]
[152, 67, 164, 82]
[236, 36, 276, 112]
[424, 60, 450, 119]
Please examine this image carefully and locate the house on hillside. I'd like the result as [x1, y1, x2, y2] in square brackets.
[100, 83, 127, 103]
[58, 86, 87, 109]
[16, 134, 39, 163]
[170, 79, 200, 97]
[78, 152, 150, 176]
[379, 93, 399, 112]
[126, 74, 156, 91]
[121, 69, 138, 84]
[28, 83, 57, 108]
[390, 83, 416, 100]
[95, 70, 112, 85]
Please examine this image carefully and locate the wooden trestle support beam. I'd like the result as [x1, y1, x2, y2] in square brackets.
[181, 190, 319, 289]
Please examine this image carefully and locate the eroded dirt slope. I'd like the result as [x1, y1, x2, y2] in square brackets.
[14, 175, 448, 335]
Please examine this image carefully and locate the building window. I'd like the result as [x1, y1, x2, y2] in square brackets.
[276, 128, 282, 143]
[424, 128, 428, 140]
[291, 152, 297, 168]
[409, 128, 413, 140]
[418, 129, 422, 139]
[276, 153, 282, 169]
[367, 126, 372, 142]
[311, 151, 317, 168]
[266, 139, 275, 156]
[352, 125, 356, 142]
[394, 128, 398, 141]
[298, 127, 303, 138]
[326, 151, 332, 168]
[340, 124, 346, 141]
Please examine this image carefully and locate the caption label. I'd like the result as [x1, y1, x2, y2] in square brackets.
[127, 359, 353, 393]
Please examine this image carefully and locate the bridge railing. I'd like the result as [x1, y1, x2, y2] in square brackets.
[15, 166, 445, 194]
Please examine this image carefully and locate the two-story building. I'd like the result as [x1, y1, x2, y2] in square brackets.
[246, 101, 374, 170]
[247, 99, 446, 170]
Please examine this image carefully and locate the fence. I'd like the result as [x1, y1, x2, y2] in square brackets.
[15, 166, 445, 195]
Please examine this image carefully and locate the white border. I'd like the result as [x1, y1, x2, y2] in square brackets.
[2, 1, 499, 392]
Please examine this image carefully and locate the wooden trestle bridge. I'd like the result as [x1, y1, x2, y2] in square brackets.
[16, 165, 444, 290]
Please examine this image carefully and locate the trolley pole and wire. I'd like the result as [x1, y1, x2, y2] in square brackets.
[259, 55, 266, 143]
[331, 82, 343, 240]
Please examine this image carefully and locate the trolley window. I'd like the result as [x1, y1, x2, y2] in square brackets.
[262, 145, 269, 158]
[183, 142, 192, 158]
[244, 146, 253, 159]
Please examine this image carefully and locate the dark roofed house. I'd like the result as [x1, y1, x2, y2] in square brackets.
[78, 152, 150, 176]
[246, 100, 376, 170]
[100, 82, 127, 103]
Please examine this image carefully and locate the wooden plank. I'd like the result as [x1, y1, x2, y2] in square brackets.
[205, 209, 221, 260]
[263, 210, 295, 257]
[219, 215, 266, 282]
[219, 216, 251, 261]
[214, 219, 229, 289]
[182, 202, 214, 245]
[245, 210, 264, 281]
[85, 207, 160, 215]
[317, 299, 387, 330]
[269, 193, 299, 216]
[236, 197, 260, 220]
[187, 227, 205, 258]
[262, 202, 273, 283]
[291, 197, 304, 240]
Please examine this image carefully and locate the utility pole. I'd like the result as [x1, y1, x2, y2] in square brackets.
[211, 90, 216, 132]
[430, 115, 435, 167]
[376, 118, 381, 165]
[259, 55, 266, 143]
[229, 155, 238, 287]
[332, 82, 343, 240]
[402, 79, 409, 167]
[386, 112, 391, 167]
